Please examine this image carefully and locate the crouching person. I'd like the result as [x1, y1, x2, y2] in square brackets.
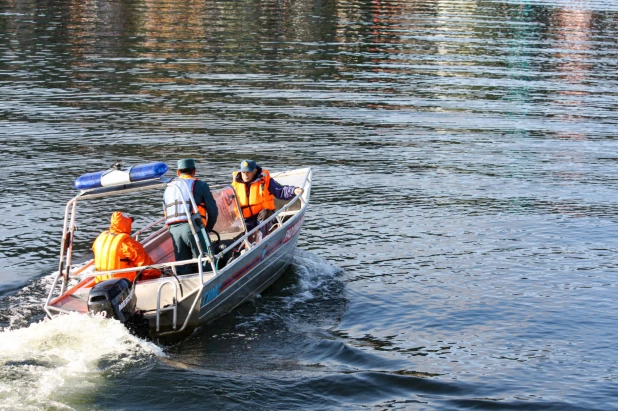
[92, 212, 161, 284]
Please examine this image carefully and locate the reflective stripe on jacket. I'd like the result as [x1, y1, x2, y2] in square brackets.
[163, 177, 208, 226]
[231, 169, 276, 219]
[92, 230, 133, 283]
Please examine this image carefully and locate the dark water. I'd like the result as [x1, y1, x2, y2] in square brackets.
[1, 0, 618, 409]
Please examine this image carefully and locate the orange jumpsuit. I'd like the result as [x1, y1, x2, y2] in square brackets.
[92, 212, 160, 283]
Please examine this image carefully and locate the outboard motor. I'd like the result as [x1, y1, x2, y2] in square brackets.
[88, 278, 136, 323]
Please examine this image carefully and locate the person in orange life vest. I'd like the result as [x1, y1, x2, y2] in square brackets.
[92, 212, 161, 284]
[231, 159, 303, 236]
[163, 158, 218, 275]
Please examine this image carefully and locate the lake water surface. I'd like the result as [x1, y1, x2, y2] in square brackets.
[1, 0, 618, 409]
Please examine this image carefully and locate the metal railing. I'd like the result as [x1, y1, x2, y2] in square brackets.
[156, 280, 178, 332]
[212, 168, 312, 262]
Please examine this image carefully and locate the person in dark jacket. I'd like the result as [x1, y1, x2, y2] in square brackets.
[163, 158, 218, 274]
[231, 159, 303, 239]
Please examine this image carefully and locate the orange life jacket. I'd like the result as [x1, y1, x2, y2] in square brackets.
[232, 169, 276, 219]
[92, 230, 135, 283]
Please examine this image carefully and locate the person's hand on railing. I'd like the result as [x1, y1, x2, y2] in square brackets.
[257, 209, 274, 222]
[294, 187, 304, 196]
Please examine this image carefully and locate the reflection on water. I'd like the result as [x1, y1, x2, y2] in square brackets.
[1, 0, 618, 409]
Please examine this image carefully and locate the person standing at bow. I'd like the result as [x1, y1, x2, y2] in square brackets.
[92, 212, 161, 283]
[163, 158, 218, 275]
[231, 159, 303, 238]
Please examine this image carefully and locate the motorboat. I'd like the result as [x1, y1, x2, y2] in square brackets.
[44, 162, 312, 342]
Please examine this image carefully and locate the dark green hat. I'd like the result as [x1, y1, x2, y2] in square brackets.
[177, 158, 196, 169]
[239, 159, 257, 172]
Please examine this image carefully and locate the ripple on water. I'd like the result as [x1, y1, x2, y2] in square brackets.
[1, 0, 618, 408]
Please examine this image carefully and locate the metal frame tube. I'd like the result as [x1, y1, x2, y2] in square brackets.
[167, 179, 218, 274]
[70, 257, 212, 281]
[156, 285, 203, 337]
[156, 280, 178, 332]
[63, 200, 79, 289]
[133, 216, 165, 241]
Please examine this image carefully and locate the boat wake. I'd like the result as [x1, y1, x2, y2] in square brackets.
[0, 274, 56, 331]
[0, 273, 163, 410]
[234, 250, 343, 330]
[0, 251, 341, 409]
[283, 249, 342, 306]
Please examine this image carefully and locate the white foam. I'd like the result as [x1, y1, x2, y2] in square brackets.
[0, 312, 163, 410]
[233, 251, 340, 329]
[284, 250, 341, 307]
[1, 273, 55, 331]
[235, 311, 280, 330]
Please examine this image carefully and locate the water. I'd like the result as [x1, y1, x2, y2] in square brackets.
[1, 0, 618, 408]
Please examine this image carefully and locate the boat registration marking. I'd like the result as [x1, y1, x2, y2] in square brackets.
[201, 283, 221, 307]
[284, 217, 303, 243]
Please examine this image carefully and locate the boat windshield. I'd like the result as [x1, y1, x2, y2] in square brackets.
[211, 185, 245, 237]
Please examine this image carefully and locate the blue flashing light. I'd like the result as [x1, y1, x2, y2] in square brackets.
[74, 162, 169, 190]
[74, 171, 104, 190]
[130, 162, 169, 182]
